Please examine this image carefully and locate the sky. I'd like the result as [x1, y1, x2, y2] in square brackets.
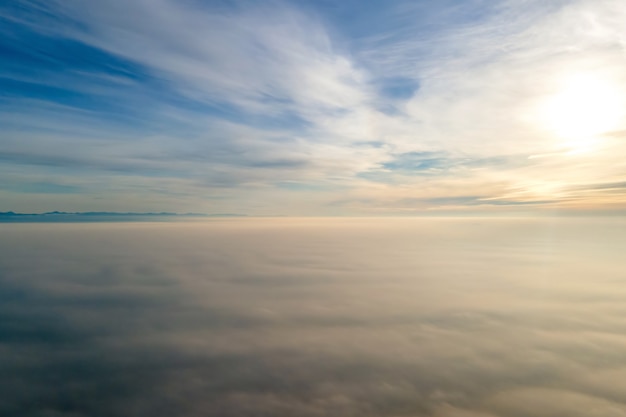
[3, 218, 626, 416]
[1, 0, 626, 215]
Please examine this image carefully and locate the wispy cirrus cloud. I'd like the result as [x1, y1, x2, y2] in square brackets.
[1, 0, 625, 213]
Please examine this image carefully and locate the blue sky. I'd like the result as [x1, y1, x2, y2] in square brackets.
[1, 0, 626, 214]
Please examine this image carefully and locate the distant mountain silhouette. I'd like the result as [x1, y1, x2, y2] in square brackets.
[0, 211, 247, 222]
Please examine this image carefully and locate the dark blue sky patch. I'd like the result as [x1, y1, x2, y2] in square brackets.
[0, 14, 194, 131]
[0, 88, 161, 133]
[0, 0, 89, 35]
[382, 151, 447, 171]
[0, 38, 146, 82]
[377, 153, 528, 176]
[298, 0, 497, 45]
[376, 77, 420, 100]
[356, 152, 451, 184]
[0, 77, 100, 107]
[0, 12, 149, 82]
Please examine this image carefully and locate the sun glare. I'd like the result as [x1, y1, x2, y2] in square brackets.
[540, 73, 624, 152]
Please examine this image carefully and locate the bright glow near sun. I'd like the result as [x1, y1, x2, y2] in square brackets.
[540, 73, 624, 152]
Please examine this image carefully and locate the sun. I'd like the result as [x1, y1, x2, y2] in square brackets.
[539, 73, 624, 152]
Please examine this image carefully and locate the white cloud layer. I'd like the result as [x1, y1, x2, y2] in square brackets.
[2, 218, 626, 415]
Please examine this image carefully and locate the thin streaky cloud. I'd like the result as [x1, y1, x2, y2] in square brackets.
[1, 0, 625, 213]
